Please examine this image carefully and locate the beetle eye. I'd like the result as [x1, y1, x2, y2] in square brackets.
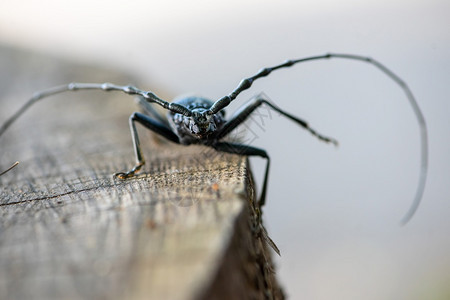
[192, 124, 199, 134]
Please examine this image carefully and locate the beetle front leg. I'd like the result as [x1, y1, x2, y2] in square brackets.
[214, 93, 338, 146]
[114, 112, 180, 179]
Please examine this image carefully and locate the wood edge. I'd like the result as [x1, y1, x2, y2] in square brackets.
[197, 165, 285, 300]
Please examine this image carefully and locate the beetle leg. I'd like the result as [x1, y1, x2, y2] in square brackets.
[212, 141, 270, 209]
[214, 93, 338, 146]
[114, 112, 180, 179]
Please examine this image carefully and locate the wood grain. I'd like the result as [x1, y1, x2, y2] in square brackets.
[0, 45, 284, 300]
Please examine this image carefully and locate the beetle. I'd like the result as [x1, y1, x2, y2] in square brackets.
[0, 53, 428, 224]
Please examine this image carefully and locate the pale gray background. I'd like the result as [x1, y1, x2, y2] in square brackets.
[1, 1, 449, 299]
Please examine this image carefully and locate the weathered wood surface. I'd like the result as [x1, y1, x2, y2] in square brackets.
[0, 45, 283, 299]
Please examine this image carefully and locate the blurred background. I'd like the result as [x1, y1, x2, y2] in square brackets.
[0, 0, 449, 299]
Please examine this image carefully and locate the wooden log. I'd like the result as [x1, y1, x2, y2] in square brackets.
[0, 45, 284, 300]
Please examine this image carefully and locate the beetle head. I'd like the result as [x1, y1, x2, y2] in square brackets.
[187, 109, 217, 138]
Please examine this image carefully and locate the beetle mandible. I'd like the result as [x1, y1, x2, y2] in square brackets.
[0, 53, 428, 224]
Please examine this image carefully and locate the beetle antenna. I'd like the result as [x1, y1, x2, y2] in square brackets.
[0, 82, 192, 139]
[210, 53, 427, 224]
[0, 161, 19, 177]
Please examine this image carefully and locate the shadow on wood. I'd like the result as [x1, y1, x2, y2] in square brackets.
[0, 45, 284, 300]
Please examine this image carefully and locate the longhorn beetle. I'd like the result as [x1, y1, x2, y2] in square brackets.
[0, 53, 428, 224]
